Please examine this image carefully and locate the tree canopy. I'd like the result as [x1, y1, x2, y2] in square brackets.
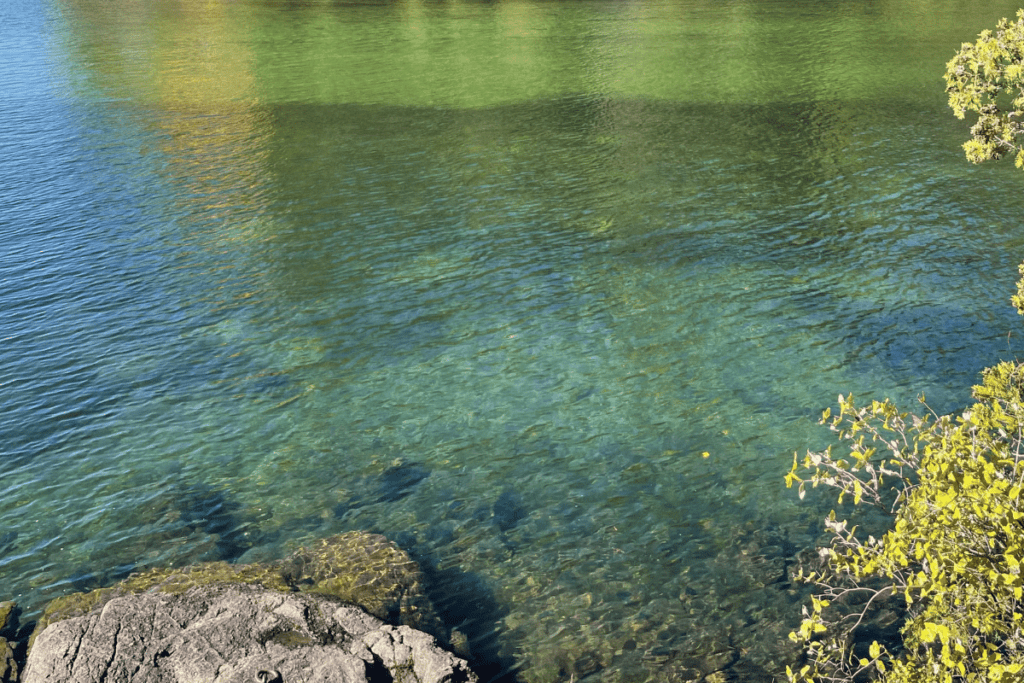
[945, 9, 1024, 167]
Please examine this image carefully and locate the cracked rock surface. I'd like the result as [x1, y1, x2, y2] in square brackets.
[22, 584, 476, 683]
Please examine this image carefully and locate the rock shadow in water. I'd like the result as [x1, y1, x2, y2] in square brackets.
[65, 483, 262, 606]
[86, 482, 259, 585]
[0, 531, 17, 556]
[392, 537, 518, 683]
[376, 461, 431, 503]
[332, 461, 432, 519]
[492, 489, 527, 533]
[172, 483, 255, 563]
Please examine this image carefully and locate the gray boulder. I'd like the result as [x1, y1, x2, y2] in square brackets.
[23, 583, 475, 683]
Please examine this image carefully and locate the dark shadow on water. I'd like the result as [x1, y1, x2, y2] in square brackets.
[376, 461, 431, 503]
[61, 482, 260, 601]
[388, 534, 519, 683]
[492, 488, 527, 534]
[172, 482, 255, 563]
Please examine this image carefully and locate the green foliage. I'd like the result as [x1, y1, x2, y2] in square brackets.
[788, 13, 1024, 682]
[786, 362, 1024, 683]
[945, 10, 1024, 168]
[1013, 262, 1024, 316]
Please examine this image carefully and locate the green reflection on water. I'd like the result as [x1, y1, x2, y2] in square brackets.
[52, 0, 1024, 108]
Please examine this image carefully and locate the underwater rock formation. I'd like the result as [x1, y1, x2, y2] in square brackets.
[0, 601, 18, 683]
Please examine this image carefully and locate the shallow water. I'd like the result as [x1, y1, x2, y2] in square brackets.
[4, 0, 1024, 680]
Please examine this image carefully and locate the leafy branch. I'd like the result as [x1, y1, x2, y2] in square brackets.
[786, 363, 1024, 683]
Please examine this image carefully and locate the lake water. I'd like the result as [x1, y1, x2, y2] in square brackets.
[4, 0, 1024, 680]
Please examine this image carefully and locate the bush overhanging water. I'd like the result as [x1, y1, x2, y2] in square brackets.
[786, 11, 1024, 682]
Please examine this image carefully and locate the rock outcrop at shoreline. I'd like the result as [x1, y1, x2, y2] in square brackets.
[24, 584, 474, 683]
[10, 531, 476, 683]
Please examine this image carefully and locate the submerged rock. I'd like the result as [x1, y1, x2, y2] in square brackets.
[23, 583, 476, 683]
[281, 531, 446, 639]
[0, 602, 13, 632]
[0, 601, 18, 683]
[0, 640, 13, 683]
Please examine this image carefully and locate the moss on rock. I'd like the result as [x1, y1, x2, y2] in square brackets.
[121, 560, 293, 594]
[30, 531, 447, 653]
[283, 531, 444, 637]
[0, 604, 16, 683]
[0, 603, 12, 632]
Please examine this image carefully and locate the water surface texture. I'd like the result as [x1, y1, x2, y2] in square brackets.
[4, 0, 1024, 680]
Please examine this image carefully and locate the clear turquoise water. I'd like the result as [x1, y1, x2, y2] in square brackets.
[4, 0, 1024, 680]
